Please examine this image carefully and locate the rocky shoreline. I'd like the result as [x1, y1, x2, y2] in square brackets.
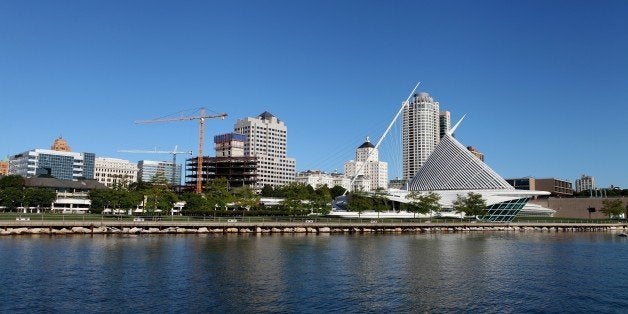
[2, 225, 627, 235]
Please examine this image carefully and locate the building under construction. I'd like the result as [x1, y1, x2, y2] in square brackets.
[186, 133, 258, 189]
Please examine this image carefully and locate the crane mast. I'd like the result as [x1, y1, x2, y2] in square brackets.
[135, 108, 227, 193]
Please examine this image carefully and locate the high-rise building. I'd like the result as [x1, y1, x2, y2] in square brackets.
[439, 111, 451, 139]
[138, 160, 182, 186]
[94, 157, 138, 188]
[9, 138, 95, 180]
[575, 174, 595, 193]
[402, 92, 440, 181]
[344, 137, 388, 191]
[186, 133, 258, 189]
[234, 112, 296, 189]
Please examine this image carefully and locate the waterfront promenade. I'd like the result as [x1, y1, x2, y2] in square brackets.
[1, 215, 627, 235]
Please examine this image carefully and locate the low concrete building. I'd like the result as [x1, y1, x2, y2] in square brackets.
[506, 177, 573, 197]
[24, 177, 107, 213]
[535, 178, 573, 197]
[529, 197, 628, 219]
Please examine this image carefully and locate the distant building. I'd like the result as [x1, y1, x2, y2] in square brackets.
[94, 157, 138, 188]
[234, 112, 296, 189]
[403, 92, 440, 181]
[331, 172, 351, 191]
[506, 177, 573, 197]
[439, 111, 451, 139]
[575, 174, 595, 193]
[9, 138, 95, 180]
[388, 178, 406, 190]
[344, 137, 388, 191]
[506, 177, 536, 191]
[138, 160, 182, 186]
[51, 136, 71, 152]
[536, 178, 573, 197]
[296, 170, 334, 188]
[467, 146, 485, 162]
[187, 133, 258, 189]
[24, 177, 106, 213]
[0, 158, 8, 176]
[296, 170, 351, 190]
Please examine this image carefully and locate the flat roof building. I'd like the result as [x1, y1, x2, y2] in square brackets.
[9, 149, 95, 181]
[94, 157, 138, 188]
[138, 160, 182, 186]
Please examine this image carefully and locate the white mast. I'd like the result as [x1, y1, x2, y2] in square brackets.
[345, 82, 420, 194]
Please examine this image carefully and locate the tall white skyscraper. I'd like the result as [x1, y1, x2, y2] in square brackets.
[234, 111, 296, 188]
[402, 92, 440, 182]
[344, 137, 388, 191]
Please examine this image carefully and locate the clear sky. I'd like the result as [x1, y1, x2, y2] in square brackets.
[1, 0, 627, 188]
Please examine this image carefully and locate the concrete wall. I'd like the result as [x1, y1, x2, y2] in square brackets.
[530, 197, 628, 219]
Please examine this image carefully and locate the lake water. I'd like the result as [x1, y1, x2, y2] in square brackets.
[1, 232, 627, 313]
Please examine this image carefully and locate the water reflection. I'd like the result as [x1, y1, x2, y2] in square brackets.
[1, 233, 627, 312]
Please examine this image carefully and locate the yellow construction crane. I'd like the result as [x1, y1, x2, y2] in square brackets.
[117, 146, 192, 186]
[135, 108, 227, 193]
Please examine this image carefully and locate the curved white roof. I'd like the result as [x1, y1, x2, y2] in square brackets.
[408, 133, 514, 191]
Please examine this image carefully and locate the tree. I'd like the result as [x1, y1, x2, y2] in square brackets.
[452, 192, 487, 218]
[347, 192, 372, 217]
[118, 190, 143, 214]
[180, 192, 210, 214]
[23, 188, 56, 212]
[311, 185, 332, 215]
[260, 185, 275, 197]
[0, 187, 24, 211]
[372, 189, 389, 218]
[204, 177, 234, 209]
[330, 185, 347, 199]
[601, 199, 624, 218]
[0, 175, 25, 189]
[232, 187, 260, 210]
[407, 191, 441, 218]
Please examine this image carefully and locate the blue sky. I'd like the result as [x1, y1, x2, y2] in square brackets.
[1, 0, 627, 188]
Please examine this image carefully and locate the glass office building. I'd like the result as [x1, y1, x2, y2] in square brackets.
[9, 149, 95, 180]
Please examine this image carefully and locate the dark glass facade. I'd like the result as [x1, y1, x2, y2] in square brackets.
[83, 153, 95, 179]
[38, 154, 74, 180]
[506, 178, 532, 190]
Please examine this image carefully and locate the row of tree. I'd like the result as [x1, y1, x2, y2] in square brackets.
[89, 177, 346, 216]
[0, 176, 56, 212]
[346, 191, 488, 218]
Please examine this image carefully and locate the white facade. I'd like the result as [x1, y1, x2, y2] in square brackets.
[94, 157, 138, 188]
[575, 174, 596, 193]
[234, 112, 296, 189]
[332, 173, 352, 191]
[402, 92, 440, 182]
[296, 170, 351, 191]
[296, 170, 335, 188]
[344, 138, 388, 191]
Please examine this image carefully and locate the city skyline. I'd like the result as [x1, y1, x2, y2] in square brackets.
[1, 1, 627, 187]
